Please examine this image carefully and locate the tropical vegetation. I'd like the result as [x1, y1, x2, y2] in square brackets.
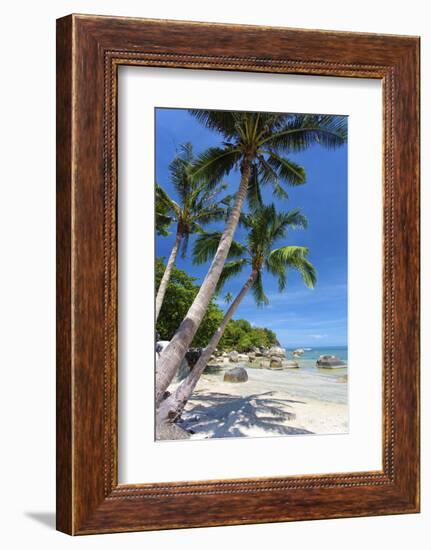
[155, 143, 231, 320]
[156, 258, 278, 350]
[155, 111, 347, 405]
[158, 203, 317, 422]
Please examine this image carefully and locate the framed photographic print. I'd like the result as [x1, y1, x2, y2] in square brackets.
[56, 14, 420, 534]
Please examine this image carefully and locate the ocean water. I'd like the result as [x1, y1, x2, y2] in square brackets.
[282, 345, 348, 375]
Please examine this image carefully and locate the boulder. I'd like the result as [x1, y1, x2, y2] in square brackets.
[247, 352, 256, 361]
[293, 348, 305, 356]
[316, 355, 346, 368]
[268, 346, 286, 358]
[185, 348, 203, 367]
[269, 356, 283, 369]
[228, 350, 239, 362]
[237, 353, 249, 362]
[282, 359, 299, 368]
[205, 363, 224, 374]
[223, 367, 248, 383]
[258, 358, 271, 369]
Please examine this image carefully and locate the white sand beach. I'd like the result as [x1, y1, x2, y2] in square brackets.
[170, 364, 348, 440]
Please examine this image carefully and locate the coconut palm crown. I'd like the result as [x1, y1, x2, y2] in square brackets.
[155, 142, 231, 320]
[193, 203, 317, 305]
[190, 111, 347, 207]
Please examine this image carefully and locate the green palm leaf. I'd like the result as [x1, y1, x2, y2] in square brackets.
[188, 110, 239, 138]
[283, 208, 308, 229]
[265, 152, 306, 186]
[247, 164, 264, 209]
[216, 259, 249, 292]
[267, 245, 317, 289]
[155, 184, 181, 217]
[262, 114, 347, 152]
[193, 232, 248, 265]
[190, 147, 241, 187]
[251, 271, 269, 306]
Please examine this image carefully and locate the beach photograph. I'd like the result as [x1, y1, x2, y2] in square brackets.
[154, 108, 348, 441]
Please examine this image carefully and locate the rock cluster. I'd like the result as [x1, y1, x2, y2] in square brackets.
[156, 341, 303, 380]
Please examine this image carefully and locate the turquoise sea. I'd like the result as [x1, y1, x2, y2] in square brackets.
[282, 345, 348, 375]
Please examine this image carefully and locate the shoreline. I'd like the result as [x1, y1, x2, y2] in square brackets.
[167, 357, 348, 440]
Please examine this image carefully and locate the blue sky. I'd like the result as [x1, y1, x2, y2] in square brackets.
[155, 108, 347, 348]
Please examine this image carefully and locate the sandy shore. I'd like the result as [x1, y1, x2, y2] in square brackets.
[170, 363, 348, 440]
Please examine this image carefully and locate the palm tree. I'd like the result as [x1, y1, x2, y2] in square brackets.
[155, 143, 230, 321]
[224, 292, 233, 304]
[157, 204, 317, 423]
[155, 111, 346, 405]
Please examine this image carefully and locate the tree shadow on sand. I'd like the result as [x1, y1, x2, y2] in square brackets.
[179, 391, 314, 438]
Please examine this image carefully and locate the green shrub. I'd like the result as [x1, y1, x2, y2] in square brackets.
[156, 258, 278, 351]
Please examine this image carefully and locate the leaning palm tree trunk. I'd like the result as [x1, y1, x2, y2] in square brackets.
[155, 159, 253, 405]
[155, 232, 182, 321]
[157, 270, 258, 423]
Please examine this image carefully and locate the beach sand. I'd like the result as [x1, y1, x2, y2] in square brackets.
[170, 364, 348, 440]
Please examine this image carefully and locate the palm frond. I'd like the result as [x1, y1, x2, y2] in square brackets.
[254, 155, 290, 200]
[261, 114, 348, 152]
[168, 155, 190, 204]
[178, 141, 194, 163]
[188, 110, 239, 138]
[190, 146, 241, 188]
[189, 221, 205, 234]
[251, 271, 269, 306]
[155, 211, 174, 237]
[265, 152, 306, 186]
[194, 205, 228, 225]
[179, 232, 190, 259]
[294, 257, 317, 288]
[216, 259, 249, 292]
[247, 164, 264, 209]
[192, 232, 247, 265]
[267, 246, 317, 289]
[155, 184, 181, 217]
[283, 208, 308, 229]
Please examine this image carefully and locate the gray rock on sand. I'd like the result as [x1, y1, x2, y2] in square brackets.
[209, 355, 225, 365]
[268, 346, 286, 358]
[316, 355, 346, 368]
[269, 357, 283, 369]
[228, 350, 239, 362]
[282, 359, 299, 368]
[223, 367, 248, 383]
[258, 358, 271, 369]
[237, 353, 249, 362]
